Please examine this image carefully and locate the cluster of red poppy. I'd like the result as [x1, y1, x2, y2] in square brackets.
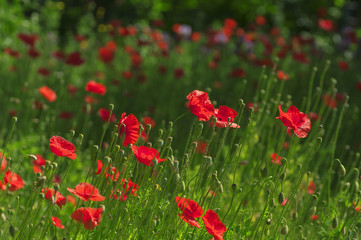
[176, 196, 227, 240]
[186, 90, 240, 128]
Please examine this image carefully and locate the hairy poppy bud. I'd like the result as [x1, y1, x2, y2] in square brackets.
[332, 217, 338, 229]
[278, 192, 285, 204]
[279, 172, 286, 181]
[309, 206, 317, 215]
[156, 139, 164, 148]
[281, 225, 289, 235]
[9, 225, 15, 237]
[261, 167, 268, 178]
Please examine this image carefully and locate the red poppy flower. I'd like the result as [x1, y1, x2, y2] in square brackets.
[98, 47, 114, 63]
[308, 112, 321, 121]
[256, 15, 266, 26]
[214, 106, 239, 128]
[3, 170, 25, 191]
[49, 136, 77, 160]
[174, 68, 185, 79]
[277, 70, 289, 81]
[71, 207, 103, 230]
[59, 111, 73, 119]
[196, 141, 207, 154]
[65, 52, 85, 66]
[293, 52, 309, 64]
[67, 84, 78, 95]
[276, 105, 311, 138]
[28, 48, 40, 58]
[131, 146, 166, 166]
[140, 116, 155, 141]
[322, 94, 337, 109]
[118, 113, 140, 147]
[85, 81, 106, 95]
[318, 19, 334, 31]
[122, 70, 132, 79]
[66, 195, 77, 206]
[33, 154, 46, 173]
[67, 182, 105, 201]
[202, 209, 227, 240]
[191, 32, 201, 42]
[53, 175, 62, 183]
[98, 108, 116, 123]
[0, 152, 7, 171]
[18, 33, 39, 47]
[186, 90, 215, 121]
[112, 179, 139, 201]
[52, 50, 65, 61]
[175, 196, 203, 228]
[338, 61, 349, 71]
[281, 198, 288, 206]
[51, 216, 65, 229]
[271, 153, 282, 165]
[74, 34, 87, 42]
[39, 86, 57, 102]
[229, 68, 246, 78]
[130, 52, 142, 68]
[42, 188, 67, 209]
[307, 181, 316, 195]
[311, 215, 318, 220]
[357, 82, 361, 92]
[4, 47, 21, 58]
[38, 67, 50, 77]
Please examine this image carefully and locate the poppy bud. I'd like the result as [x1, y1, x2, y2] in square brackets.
[51, 162, 58, 169]
[278, 192, 285, 204]
[146, 142, 152, 148]
[175, 174, 180, 182]
[261, 167, 268, 178]
[279, 172, 286, 181]
[292, 212, 298, 221]
[70, 130, 75, 137]
[158, 129, 163, 138]
[182, 181, 186, 192]
[9, 225, 15, 238]
[332, 216, 338, 229]
[1, 213, 6, 222]
[349, 168, 359, 182]
[232, 184, 237, 192]
[281, 225, 289, 235]
[152, 159, 158, 167]
[266, 218, 272, 225]
[109, 103, 114, 111]
[203, 156, 212, 165]
[217, 181, 223, 193]
[311, 195, 318, 205]
[93, 145, 99, 151]
[270, 198, 276, 208]
[309, 206, 317, 215]
[156, 139, 164, 148]
[354, 181, 359, 192]
[28, 154, 37, 161]
[51, 195, 56, 205]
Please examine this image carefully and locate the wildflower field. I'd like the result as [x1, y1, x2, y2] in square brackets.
[1, 1, 361, 239]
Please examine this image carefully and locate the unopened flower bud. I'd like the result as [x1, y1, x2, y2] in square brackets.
[278, 192, 285, 204]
